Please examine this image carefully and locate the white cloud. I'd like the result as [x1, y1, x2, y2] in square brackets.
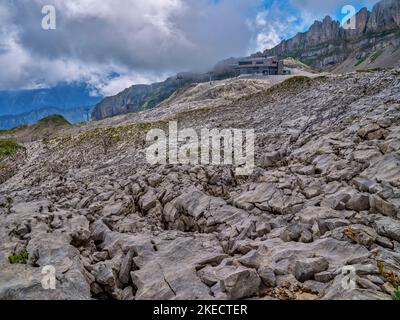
[248, 3, 309, 53]
[93, 73, 165, 97]
[0, 0, 258, 91]
[255, 28, 281, 52]
[0, 0, 382, 93]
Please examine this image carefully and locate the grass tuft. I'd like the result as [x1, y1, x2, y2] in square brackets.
[263, 76, 312, 96]
[356, 68, 385, 73]
[281, 75, 312, 85]
[393, 287, 400, 301]
[8, 250, 29, 264]
[0, 139, 25, 157]
[37, 115, 70, 127]
[370, 51, 382, 63]
[355, 57, 367, 67]
[0, 125, 29, 136]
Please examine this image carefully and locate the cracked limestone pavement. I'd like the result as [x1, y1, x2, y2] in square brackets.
[1, 70, 400, 300]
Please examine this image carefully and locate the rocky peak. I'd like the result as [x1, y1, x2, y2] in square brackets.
[305, 16, 341, 45]
[345, 7, 370, 38]
[263, 0, 400, 70]
[367, 0, 400, 32]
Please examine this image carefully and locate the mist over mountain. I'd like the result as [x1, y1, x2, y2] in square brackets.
[92, 63, 238, 121]
[92, 0, 400, 121]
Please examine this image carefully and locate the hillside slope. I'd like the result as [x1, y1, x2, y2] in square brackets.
[0, 115, 71, 143]
[1, 69, 400, 300]
[92, 66, 239, 121]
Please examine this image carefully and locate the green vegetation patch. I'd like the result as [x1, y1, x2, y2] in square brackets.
[0, 115, 69, 140]
[370, 51, 383, 63]
[0, 125, 29, 136]
[37, 114, 71, 127]
[0, 139, 25, 157]
[235, 75, 320, 106]
[265, 76, 313, 95]
[47, 121, 164, 149]
[237, 75, 318, 103]
[356, 68, 385, 73]
[394, 287, 400, 301]
[8, 250, 29, 264]
[364, 29, 399, 39]
[175, 107, 211, 121]
[355, 56, 367, 67]
[282, 75, 311, 84]
[377, 260, 400, 300]
[140, 101, 149, 111]
[0, 161, 7, 170]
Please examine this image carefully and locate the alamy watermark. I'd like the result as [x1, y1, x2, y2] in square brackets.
[341, 5, 357, 30]
[146, 122, 255, 176]
[41, 5, 56, 30]
[41, 265, 56, 290]
[39, 4, 357, 32]
[39, 4, 359, 31]
[341, 266, 356, 291]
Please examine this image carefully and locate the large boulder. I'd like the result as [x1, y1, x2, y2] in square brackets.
[374, 216, 400, 242]
[294, 257, 329, 282]
[220, 267, 261, 300]
[130, 236, 227, 300]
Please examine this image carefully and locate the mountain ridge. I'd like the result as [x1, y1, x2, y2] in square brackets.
[0, 106, 93, 130]
[92, 0, 400, 121]
[91, 67, 238, 121]
[260, 0, 400, 70]
[0, 83, 102, 129]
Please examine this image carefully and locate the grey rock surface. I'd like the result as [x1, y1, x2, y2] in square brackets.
[1, 68, 400, 300]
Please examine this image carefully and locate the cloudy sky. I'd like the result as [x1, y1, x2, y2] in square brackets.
[0, 0, 379, 96]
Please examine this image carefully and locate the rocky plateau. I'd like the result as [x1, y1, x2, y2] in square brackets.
[1, 69, 400, 300]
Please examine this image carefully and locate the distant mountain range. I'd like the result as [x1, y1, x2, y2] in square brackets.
[0, 83, 101, 116]
[0, 106, 93, 130]
[92, 0, 400, 121]
[1, 0, 399, 126]
[92, 61, 237, 121]
[0, 83, 102, 129]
